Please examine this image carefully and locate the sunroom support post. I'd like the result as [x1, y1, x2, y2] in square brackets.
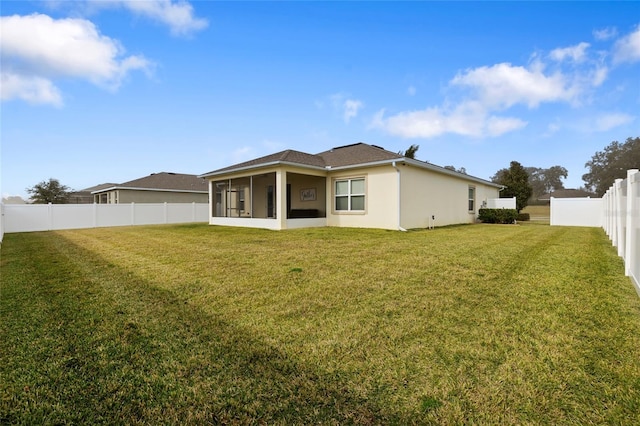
[275, 170, 287, 230]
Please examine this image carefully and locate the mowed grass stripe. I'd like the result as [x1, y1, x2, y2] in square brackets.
[1, 223, 639, 424]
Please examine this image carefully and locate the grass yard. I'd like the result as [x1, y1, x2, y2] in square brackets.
[2, 223, 640, 424]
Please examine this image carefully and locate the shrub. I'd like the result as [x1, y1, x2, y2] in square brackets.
[517, 213, 531, 221]
[478, 208, 518, 224]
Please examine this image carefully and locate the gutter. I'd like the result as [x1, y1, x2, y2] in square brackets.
[392, 161, 407, 232]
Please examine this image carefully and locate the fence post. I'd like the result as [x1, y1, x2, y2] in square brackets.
[131, 202, 135, 226]
[625, 170, 639, 276]
[192, 202, 196, 222]
[164, 202, 168, 224]
[48, 202, 53, 231]
[93, 203, 98, 228]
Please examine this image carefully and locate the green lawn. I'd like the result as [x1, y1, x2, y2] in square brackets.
[2, 223, 640, 424]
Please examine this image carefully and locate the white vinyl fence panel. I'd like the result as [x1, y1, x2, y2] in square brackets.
[550, 198, 603, 227]
[551, 169, 639, 295]
[602, 170, 639, 293]
[486, 197, 516, 209]
[2, 202, 208, 234]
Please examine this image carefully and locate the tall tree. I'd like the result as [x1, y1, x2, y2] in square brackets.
[399, 144, 420, 159]
[583, 136, 640, 196]
[525, 165, 568, 199]
[26, 178, 71, 204]
[491, 161, 533, 212]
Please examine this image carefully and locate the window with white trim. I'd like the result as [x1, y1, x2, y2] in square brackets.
[335, 178, 365, 211]
[468, 186, 476, 212]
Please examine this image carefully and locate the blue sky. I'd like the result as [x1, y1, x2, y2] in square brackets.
[2, 1, 639, 199]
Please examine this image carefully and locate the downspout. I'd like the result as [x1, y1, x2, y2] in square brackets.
[392, 161, 407, 232]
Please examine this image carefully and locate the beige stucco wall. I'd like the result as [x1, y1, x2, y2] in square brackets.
[398, 164, 500, 229]
[116, 190, 208, 204]
[326, 166, 399, 230]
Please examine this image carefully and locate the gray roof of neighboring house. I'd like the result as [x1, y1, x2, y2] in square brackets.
[538, 188, 595, 200]
[81, 183, 119, 192]
[199, 142, 501, 188]
[92, 173, 208, 194]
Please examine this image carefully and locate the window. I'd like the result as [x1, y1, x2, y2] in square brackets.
[468, 186, 475, 212]
[335, 178, 365, 211]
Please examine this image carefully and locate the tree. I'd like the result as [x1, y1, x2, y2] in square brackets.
[583, 137, 640, 196]
[26, 178, 71, 204]
[399, 144, 420, 159]
[525, 165, 568, 199]
[491, 161, 533, 212]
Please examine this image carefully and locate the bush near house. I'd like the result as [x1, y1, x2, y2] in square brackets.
[478, 208, 518, 224]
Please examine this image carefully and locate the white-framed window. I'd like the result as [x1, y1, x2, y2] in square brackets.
[335, 177, 365, 211]
[468, 186, 476, 212]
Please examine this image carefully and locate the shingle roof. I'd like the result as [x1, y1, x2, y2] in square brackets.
[538, 188, 595, 200]
[210, 149, 326, 175]
[93, 173, 208, 193]
[81, 183, 119, 192]
[200, 143, 401, 177]
[317, 143, 402, 167]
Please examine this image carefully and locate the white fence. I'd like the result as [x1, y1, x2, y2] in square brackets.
[602, 169, 639, 293]
[0, 202, 208, 238]
[486, 197, 516, 209]
[550, 198, 603, 227]
[551, 169, 639, 294]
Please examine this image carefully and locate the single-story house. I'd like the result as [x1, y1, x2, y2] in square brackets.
[91, 172, 208, 204]
[68, 183, 118, 204]
[537, 188, 595, 205]
[199, 143, 502, 230]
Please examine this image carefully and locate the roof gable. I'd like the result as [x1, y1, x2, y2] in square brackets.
[209, 149, 326, 175]
[318, 143, 401, 167]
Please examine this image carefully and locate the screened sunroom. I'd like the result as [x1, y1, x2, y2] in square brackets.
[209, 171, 327, 229]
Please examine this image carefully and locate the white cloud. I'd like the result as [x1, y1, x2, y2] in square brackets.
[1, 72, 63, 106]
[343, 99, 364, 123]
[373, 26, 636, 140]
[371, 101, 526, 139]
[329, 93, 364, 123]
[593, 27, 618, 41]
[549, 42, 590, 63]
[451, 62, 577, 108]
[119, 0, 208, 36]
[613, 25, 640, 64]
[594, 113, 634, 131]
[0, 13, 152, 106]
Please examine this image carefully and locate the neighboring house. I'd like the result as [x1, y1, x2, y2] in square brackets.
[91, 172, 208, 204]
[538, 188, 595, 205]
[199, 142, 502, 230]
[69, 183, 118, 204]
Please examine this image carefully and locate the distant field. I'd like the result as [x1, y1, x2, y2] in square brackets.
[2, 223, 639, 424]
[522, 205, 551, 221]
